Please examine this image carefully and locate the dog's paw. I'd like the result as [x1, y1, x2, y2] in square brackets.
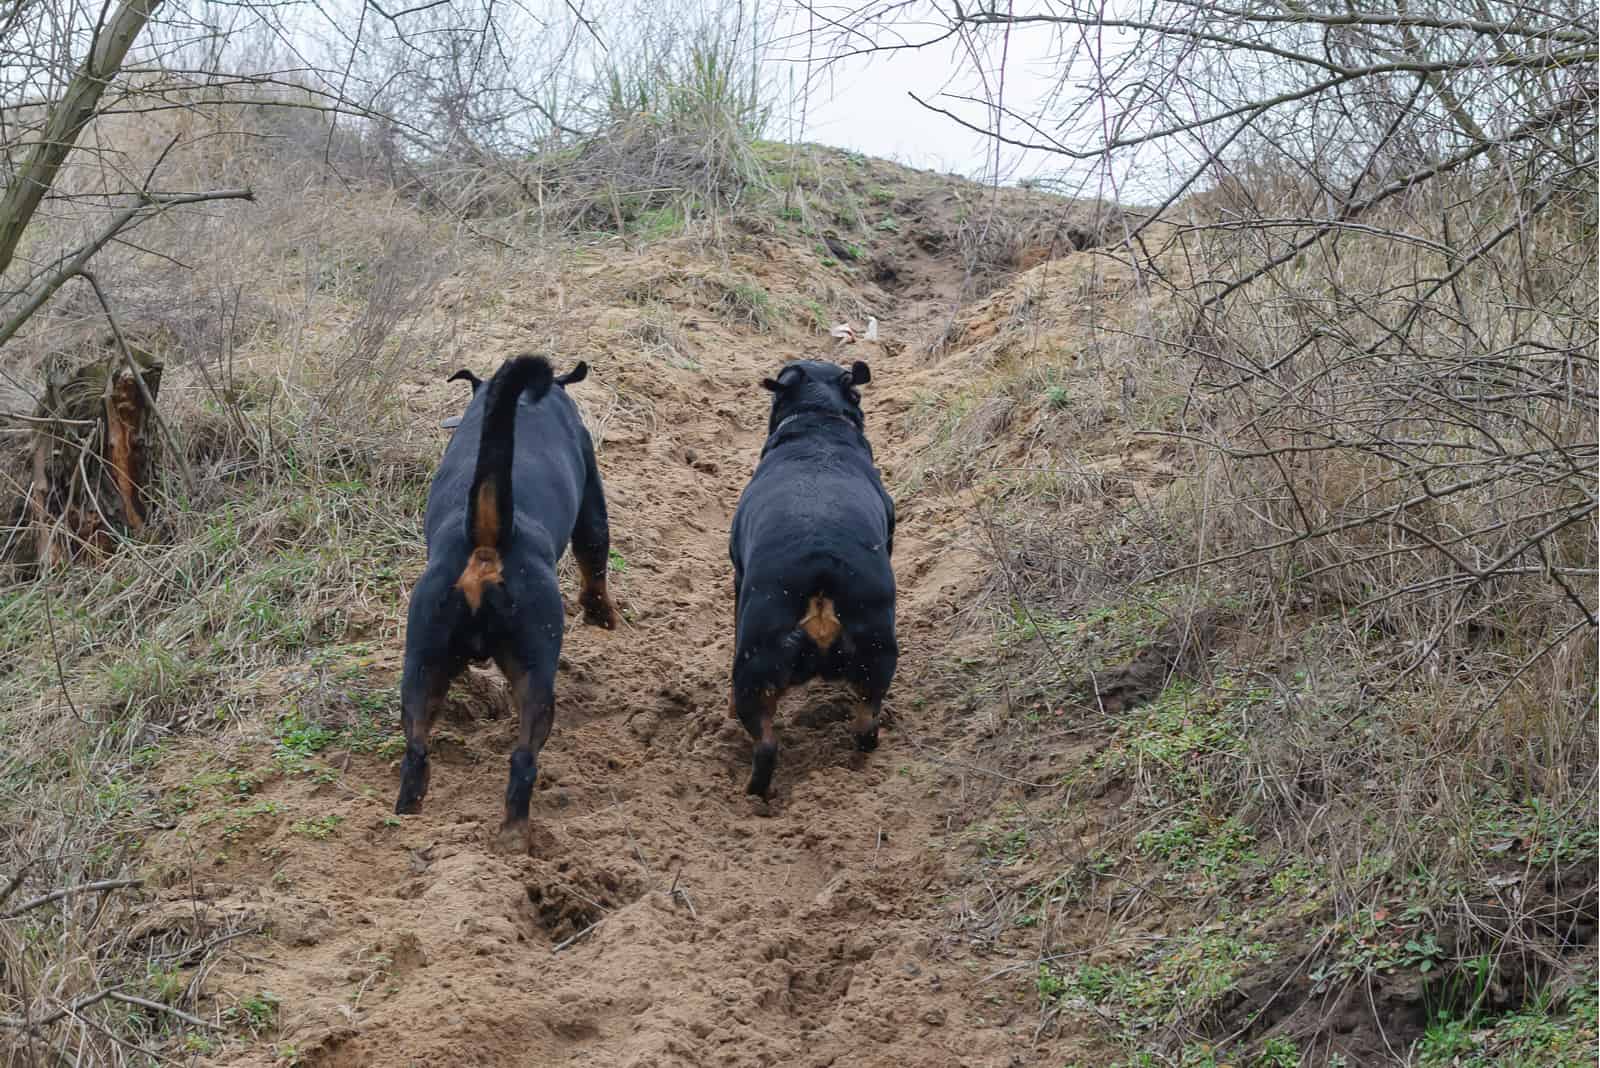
[853, 729, 880, 753]
[582, 596, 620, 630]
[494, 819, 532, 855]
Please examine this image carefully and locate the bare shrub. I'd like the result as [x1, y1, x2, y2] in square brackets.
[830, 0, 1596, 1052]
[844, 0, 1597, 731]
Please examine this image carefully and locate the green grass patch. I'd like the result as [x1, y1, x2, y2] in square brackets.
[633, 203, 685, 241]
[229, 991, 280, 1036]
[290, 813, 343, 840]
[1135, 809, 1263, 881]
[1417, 977, 1599, 1066]
[1043, 925, 1276, 1042]
[197, 799, 282, 841]
[714, 278, 780, 331]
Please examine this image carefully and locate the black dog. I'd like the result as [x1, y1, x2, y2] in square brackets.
[396, 355, 617, 849]
[728, 359, 897, 796]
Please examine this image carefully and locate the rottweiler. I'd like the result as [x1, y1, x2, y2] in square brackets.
[728, 358, 898, 797]
[395, 355, 618, 849]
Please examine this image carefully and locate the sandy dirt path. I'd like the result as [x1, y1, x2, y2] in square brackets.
[148, 220, 1056, 1068]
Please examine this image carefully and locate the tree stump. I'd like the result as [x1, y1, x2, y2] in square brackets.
[24, 343, 163, 567]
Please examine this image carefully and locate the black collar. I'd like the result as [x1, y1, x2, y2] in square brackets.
[763, 410, 862, 456]
[770, 410, 860, 437]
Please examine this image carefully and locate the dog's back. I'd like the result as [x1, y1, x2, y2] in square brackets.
[424, 377, 589, 569]
[732, 417, 895, 665]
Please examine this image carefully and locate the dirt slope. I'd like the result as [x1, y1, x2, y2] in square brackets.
[140, 183, 1115, 1067]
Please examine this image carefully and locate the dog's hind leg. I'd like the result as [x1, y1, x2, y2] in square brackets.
[732, 633, 791, 796]
[731, 682, 781, 798]
[396, 652, 451, 815]
[494, 573, 564, 852]
[850, 689, 885, 753]
[396, 571, 463, 815]
[495, 652, 556, 853]
[844, 624, 898, 754]
[570, 443, 619, 630]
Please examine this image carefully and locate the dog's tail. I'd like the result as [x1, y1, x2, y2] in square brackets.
[466, 355, 555, 555]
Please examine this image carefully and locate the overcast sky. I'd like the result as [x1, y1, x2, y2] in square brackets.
[758, 4, 1143, 198]
[793, 47, 1052, 178]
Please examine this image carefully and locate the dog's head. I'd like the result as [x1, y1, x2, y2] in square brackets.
[760, 359, 872, 437]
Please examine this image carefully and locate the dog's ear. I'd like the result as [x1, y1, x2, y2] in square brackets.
[845, 360, 871, 386]
[556, 361, 589, 386]
[761, 365, 805, 392]
[447, 369, 483, 391]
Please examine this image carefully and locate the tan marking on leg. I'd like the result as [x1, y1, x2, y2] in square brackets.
[455, 546, 503, 613]
[505, 667, 532, 743]
[576, 559, 619, 629]
[759, 690, 779, 747]
[851, 700, 876, 737]
[736, 686, 782, 730]
[799, 594, 842, 650]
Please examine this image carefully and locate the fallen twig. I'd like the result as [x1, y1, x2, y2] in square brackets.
[551, 917, 606, 953]
[1, 878, 142, 920]
[668, 869, 699, 921]
[106, 992, 215, 1030]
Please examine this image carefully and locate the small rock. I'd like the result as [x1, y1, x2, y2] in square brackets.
[921, 1008, 946, 1026]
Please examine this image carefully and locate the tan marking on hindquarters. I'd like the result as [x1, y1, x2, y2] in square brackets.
[799, 594, 842, 650]
[455, 546, 504, 613]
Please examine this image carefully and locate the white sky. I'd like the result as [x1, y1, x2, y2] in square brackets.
[758, 5, 1142, 197]
[791, 49, 1045, 177]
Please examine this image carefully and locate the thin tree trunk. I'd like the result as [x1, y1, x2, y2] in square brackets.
[0, 0, 163, 283]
